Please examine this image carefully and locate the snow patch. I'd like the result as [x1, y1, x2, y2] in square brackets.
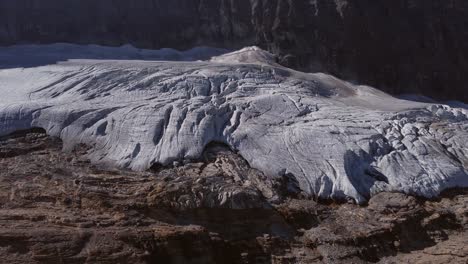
[210, 46, 279, 66]
[0, 43, 229, 69]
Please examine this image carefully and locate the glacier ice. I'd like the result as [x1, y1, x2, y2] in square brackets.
[0, 44, 467, 203]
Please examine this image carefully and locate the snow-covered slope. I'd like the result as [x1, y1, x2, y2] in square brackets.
[0, 44, 467, 203]
[210, 46, 280, 66]
[0, 43, 229, 69]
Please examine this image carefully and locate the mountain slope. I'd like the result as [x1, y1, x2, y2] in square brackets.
[1, 0, 467, 101]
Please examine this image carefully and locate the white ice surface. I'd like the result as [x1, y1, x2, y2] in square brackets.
[0, 43, 229, 69]
[0, 44, 467, 203]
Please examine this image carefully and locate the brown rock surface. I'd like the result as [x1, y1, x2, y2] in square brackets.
[0, 129, 466, 263]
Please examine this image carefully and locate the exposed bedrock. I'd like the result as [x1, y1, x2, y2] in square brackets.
[1, 0, 468, 101]
[0, 130, 467, 263]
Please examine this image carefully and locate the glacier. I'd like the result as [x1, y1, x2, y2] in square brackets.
[0, 44, 467, 203]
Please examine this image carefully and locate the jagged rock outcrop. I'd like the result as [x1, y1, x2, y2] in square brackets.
[0, 45, 467, 203]
[0, 129, 466, 263]
[1, 0, 467, 101]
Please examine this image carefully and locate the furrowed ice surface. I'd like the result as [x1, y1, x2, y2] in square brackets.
[0, 44, 467, 203]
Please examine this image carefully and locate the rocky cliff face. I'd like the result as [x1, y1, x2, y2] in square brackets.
[1, 0, 467, 102]
[0, 0, 255, 50]
[252, 0, 468, 102]
[1, 129, 467, 263]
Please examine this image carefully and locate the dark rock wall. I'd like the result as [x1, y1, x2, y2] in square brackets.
[0, 0, 254, 49]
[253, 0, 468, 101]
[1, 0, 467, 101]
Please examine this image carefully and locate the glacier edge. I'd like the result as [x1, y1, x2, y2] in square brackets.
[0, 44, 467, 203]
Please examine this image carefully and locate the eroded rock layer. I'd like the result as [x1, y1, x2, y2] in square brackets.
[0, 129, 466, 263]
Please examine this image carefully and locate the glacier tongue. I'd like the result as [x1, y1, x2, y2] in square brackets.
[0, 44, 467, 203]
